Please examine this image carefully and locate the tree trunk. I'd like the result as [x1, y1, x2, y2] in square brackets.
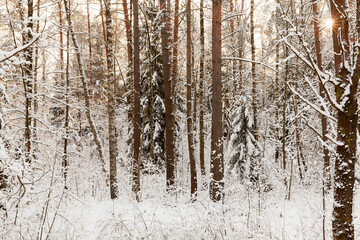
[312, 0, 330, 190]
[86, 0, 93, 101]
[274, 41, 280, 163]
[123, 0, 133, 147]
[62, 0, 107, 177]
[229, 0, 236, 96]
[104, 0, 118, 199]
[99, 0, 107, 57]
[199, 0, 205, 176]
[282, 44, 288, 171]
[160, 0, 175, 190]
[237, 0, 245, 93]
[186, 0, 197, 199]
[249, 0, 258, 184]
[23, 0, 34, 163]
[250, 0, 257, 141]
[330, 0, 358, 239]
[132, 0, 141, 200]
[58, 1, 69, 188]
[210, 0, 224, 202]
[63, 17, 70, 190]
[32, 0, 41, 158]
[171, 0, 179, 99]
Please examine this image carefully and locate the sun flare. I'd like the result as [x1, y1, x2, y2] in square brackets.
[324, 19, 333, 29]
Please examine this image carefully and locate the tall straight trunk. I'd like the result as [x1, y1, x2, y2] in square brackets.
[192, 42, 197, 137]
[123, 0, 133, 111]
[312, 0, 330, 190]
[171, 0, 179, 168]
[292, 79, 303, 179]
[33, 0, 40, 154]
[142, 14, 155, 164]
[274, 41, 280, 163]
[186, 0, 197, 198]
[249, 0, 258, 183]
[132, 0, 141, 200]
[171, 0, 179, 98]
[210, 0, 224, 202]
[23, 0, 34, 163]
[104, 0, 118, 199]
[86, 0, 93, 100]
[63, 18, 70, 190]
[63, 0, 107, 176]
[199, 0, 205, 176]
[282, 43, 288, 171]
[160, 0, 175, 190]
[250, 0, 257, 140]
[237, 0, 245, 92]
[99, 0, 108, 57]
[330, 0, 358, 239]
[229, 0, 236, 95]
[58, 1, 68, 188]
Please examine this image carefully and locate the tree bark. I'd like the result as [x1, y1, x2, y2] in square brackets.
[132, 0, 141, 200]
[171, 0, 179, 99]
[104, 0, 119, 199]
[86, 0, 93, 101]
[186, 0, 197, 199]
[199, 0, 205, 176]
[63, 0, 107, 177]
[312, 0, 330, 190]
[274, 41, 280, 163]
[23, 0, 34, 163]
[330, 0, 358, 239]
[282, 43, 288, 171]
[123, 0, 133, 144]
[237, 0, 245, 93]
[210, 0, 224, 202]
[160, 0, 175, 190]
[63, 16, 70, 190]
[32, 0, 41, 157]
[58, 1, 69, 189]
[250, 0, 257, 141]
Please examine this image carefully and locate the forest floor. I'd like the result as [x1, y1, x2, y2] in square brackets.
[43, 172, 359, 240]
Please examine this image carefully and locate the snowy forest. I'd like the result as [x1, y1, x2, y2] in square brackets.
[0, 0, 359, 239]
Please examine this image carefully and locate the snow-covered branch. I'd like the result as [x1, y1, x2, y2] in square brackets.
[0, 33, 41, 63]
[222, 57, 277, 72]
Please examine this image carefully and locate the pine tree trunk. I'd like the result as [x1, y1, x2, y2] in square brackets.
[132, 0, 141, 200]
[186, 0, 197, 198]
[199, 0, 205, 177]
[250, 0, 257, 140]
[229, 0, 236, 96]
[210, 0, 224, 202]
[122, 0, 133, 108]
[330, 0, 358, 239]
[63, 18, 70, 190]
[32, 0, 41, 157]
[171, 0, 179, 98]
[249, 0, 258, 183]
[171, 0, 180, 169]
[58, 1, 69, 188]
[274, 41, 280, 163]
[99, 0, 107, 57]
[23, 0, 34, 163]
[104, 0, 119, 199]
[282, 43, 288, 171]
[237, 0, 245, 93]
[160, 0, 176, 190]
[312, 0, 330, 189]
[62, 0, 107, 177]
[86, 0, 93, 101]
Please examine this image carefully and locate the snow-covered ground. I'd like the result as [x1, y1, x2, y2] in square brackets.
[4, 171, 354, 240]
